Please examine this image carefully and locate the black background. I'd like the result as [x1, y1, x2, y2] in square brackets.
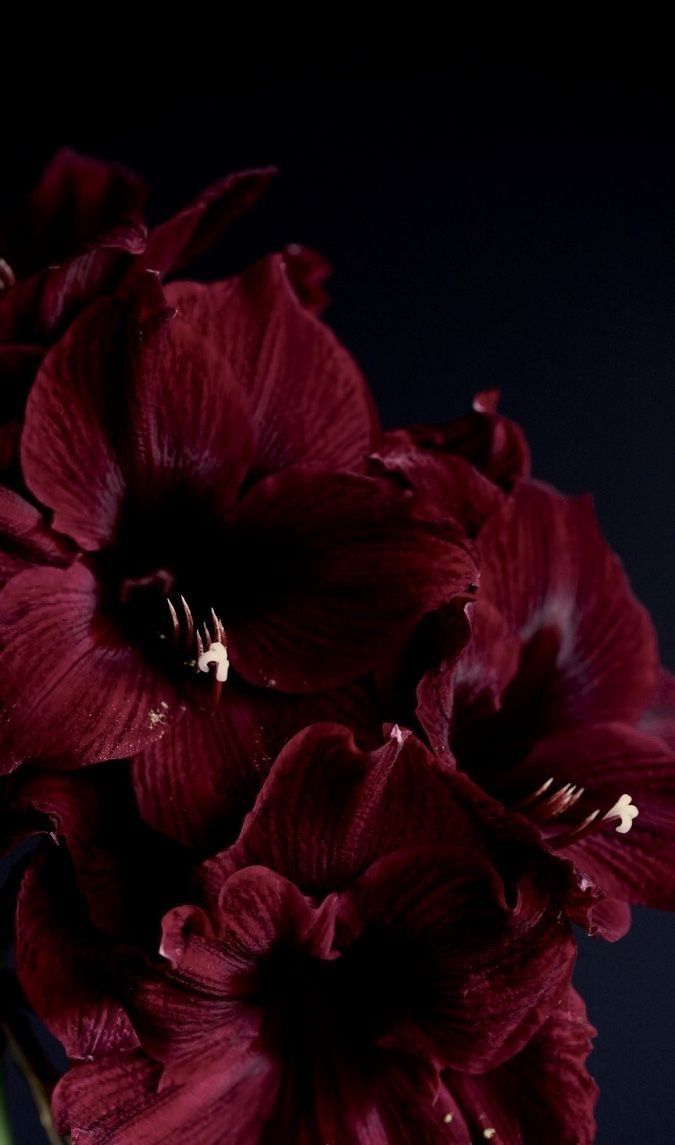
[2, 68, 675, 1143]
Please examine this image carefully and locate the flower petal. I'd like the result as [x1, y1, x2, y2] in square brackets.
[371, 436, 505, 536]
[142, 168, 276, 276]
[340, 846, 575, 1072]
[0, 148, 146, 277]
[477, 482, 658, 726]
[16, 853, 138, 1059]
[225, 469, 478, 691]
[0, 563, 183, 771]
[53, 1049, 278, 1145]
[0, 485, 71, 588]
[131, 680, 381, 853]
[21, 297, 129, 549]
[522, 723, 675, 914]
[403, 389, 531, 490]
[448, 987, 597, 1145]
[205, 724, 494, 900]
[22, 280, 257, 550]
[166, 255, 379, 474]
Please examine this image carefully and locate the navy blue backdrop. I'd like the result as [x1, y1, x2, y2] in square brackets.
[2, 69, 674, 1143]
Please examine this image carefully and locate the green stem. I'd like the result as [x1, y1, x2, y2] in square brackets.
[1, 1024, 63, 1145]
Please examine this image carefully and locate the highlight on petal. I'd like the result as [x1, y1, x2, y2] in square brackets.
[477, 482, 658, 727]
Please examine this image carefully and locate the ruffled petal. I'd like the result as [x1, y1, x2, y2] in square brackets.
[166, 255, 378, 474]
[205, 724, 494, 899]
[225, 469, 478, 691]
[402, 389, 530, 491]
[339, 847, 576, 1073]
[0, 563, 183, 770]
[131, 680, 381, 853]
[447, 986, 597, 1145]
[371, 436, 505, 536]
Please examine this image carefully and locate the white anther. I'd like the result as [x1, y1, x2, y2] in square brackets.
[443, 1112, 454, 1123]
[390, 724, 404, 745]
[483, 1131, 496, 1141]
[197, 640, 230, 683]
[603, 793, 639, 834]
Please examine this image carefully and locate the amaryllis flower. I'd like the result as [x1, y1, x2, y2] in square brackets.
[0, 258, 476, 771]
[417, 479, 675, 938]
[382, 389, 531, 493]
[0, 148, 275, 473]
[15, 725, 587, 1143]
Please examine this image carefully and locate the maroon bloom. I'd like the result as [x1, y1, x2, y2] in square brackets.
[0, 148, 275, 475]
[25, 725, 584, 1143]
[382, 389, 531, 494]
[0, 259, 476, 771]
[417, 479, 675, 938]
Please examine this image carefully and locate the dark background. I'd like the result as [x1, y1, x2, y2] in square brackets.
[2, 69, 675, 1143]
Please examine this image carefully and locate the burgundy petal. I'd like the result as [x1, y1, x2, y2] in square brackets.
[281, 243, 332, 315]
[417, 600, 521, 755]
[142, 168, 276, 277]
[448, 986, 597, 1145]
[166, 255, 379, 474]
[522, 723, 675, 914]
[53, 1049, 278, 1145]
[477, 481, 658, 726]
[226, 468, 478, 692]
[0, 563, 183, 771]
[403, 389, 531, 490]
[204, 724, 494, 900]
[22, 279, 256, 549]
[339, 846, 576, 1072]
[131, 680, 381, 853]
[21, 297, 129, 549]
[16, 853, 138, 1059]
[132, 868, 335, 1086]
[371, 435, 505, 536]
[0, 485, 71, 588]
[0, 148, 146, 277]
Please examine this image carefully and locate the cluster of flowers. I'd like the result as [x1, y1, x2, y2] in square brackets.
[0, 151, 673, 1144]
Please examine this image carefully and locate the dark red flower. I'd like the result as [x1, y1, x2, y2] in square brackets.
[0, 260, 476, 772]
[0, 149, 275, 475]
[417, 480, 675, 938]
[382, 389, 531, 493]
[18, 725, 584, 1143]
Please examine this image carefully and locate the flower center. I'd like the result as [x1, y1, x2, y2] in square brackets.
[164, 593, 229, 699]
[516, 776, 639, 849]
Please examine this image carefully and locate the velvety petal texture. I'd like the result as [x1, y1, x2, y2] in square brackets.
[166, 255, 379, 474]
[0, 563, 183, 769]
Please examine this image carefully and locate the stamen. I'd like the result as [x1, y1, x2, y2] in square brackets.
[519, 774, 639, 849]
[198, 641, 230, 682]
[603, 793, 639, 834]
